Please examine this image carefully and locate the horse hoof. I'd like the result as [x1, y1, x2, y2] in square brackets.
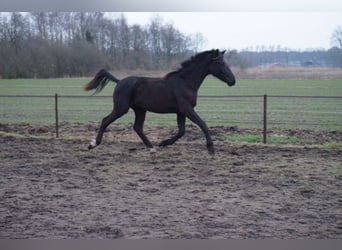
[149, 148, 157, 154]
[208, 147, 215, 155]
[88, 139, 97, 150]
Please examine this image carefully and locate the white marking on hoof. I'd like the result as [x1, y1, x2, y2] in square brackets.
[149, 148, 157, 154]
[89, 139, 97, 148]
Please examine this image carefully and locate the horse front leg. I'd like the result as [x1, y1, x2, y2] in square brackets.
[182, 108, 215, 155]
[159, 113, 186, 147]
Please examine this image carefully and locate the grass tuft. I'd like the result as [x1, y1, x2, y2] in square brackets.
[216, 134, 301, 144]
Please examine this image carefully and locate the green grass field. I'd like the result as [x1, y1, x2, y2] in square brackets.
[1, 78, 341, 96]
[1, 78, 342, 130]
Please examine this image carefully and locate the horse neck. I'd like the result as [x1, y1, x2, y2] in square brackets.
[181, 63, 209, 90]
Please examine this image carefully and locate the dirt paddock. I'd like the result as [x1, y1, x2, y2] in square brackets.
[0, 123, 341, 239]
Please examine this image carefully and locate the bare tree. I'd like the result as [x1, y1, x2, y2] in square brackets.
[131, 24, 149, 68]
[148, 15, 163, 69]
[331, 26, 342, 48]
[0, 12, 207, 77]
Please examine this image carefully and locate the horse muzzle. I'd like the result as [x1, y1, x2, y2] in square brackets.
[226, 76, 236, 86]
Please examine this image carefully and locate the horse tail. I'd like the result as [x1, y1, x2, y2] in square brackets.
[83, 69, 120, 94]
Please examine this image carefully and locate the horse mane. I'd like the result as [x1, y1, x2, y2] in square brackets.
[163, 50, 216, 79]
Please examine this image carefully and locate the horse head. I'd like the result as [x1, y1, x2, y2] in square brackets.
[208, 49, 236, 86]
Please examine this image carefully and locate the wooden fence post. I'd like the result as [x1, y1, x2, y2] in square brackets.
[55, 93, 59, 138]
[263, 94, 267, 144]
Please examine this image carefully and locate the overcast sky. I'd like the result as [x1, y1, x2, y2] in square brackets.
[121, 12, 341, 51]
[1, 0, 341, 51]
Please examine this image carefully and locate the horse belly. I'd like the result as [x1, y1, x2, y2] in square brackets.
[142, 99, 178, 113]
[149, 105, 178, 114]
[135, 93, 178, 113]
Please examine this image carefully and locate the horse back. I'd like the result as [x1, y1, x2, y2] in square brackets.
[115, 76, 179, 113]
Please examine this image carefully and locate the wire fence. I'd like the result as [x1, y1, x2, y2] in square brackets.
[1, 94, 342, 142]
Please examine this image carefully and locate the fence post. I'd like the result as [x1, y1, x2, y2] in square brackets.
[55, 93, 59, 138]
[263, 94, 267, 144]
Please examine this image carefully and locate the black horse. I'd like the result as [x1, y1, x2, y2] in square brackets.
[84, 49, 236, 155]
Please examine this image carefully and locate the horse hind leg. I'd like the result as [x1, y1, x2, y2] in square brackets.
[88, 108, 128, 150]
[88, 113, 109, 149]
[132, 108, 155, 153]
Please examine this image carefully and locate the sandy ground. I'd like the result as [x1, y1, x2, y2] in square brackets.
[0, 123, 341, 238]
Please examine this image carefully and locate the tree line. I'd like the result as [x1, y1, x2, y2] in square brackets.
[0, 12, 341, 79]
[0, 12, 205, 78]
[229, 27, 342, 69]
[239, 48, 328, 68]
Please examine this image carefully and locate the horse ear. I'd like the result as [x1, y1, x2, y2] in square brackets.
[221, 50, 226, 55]
[212, 49, 221, 60]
